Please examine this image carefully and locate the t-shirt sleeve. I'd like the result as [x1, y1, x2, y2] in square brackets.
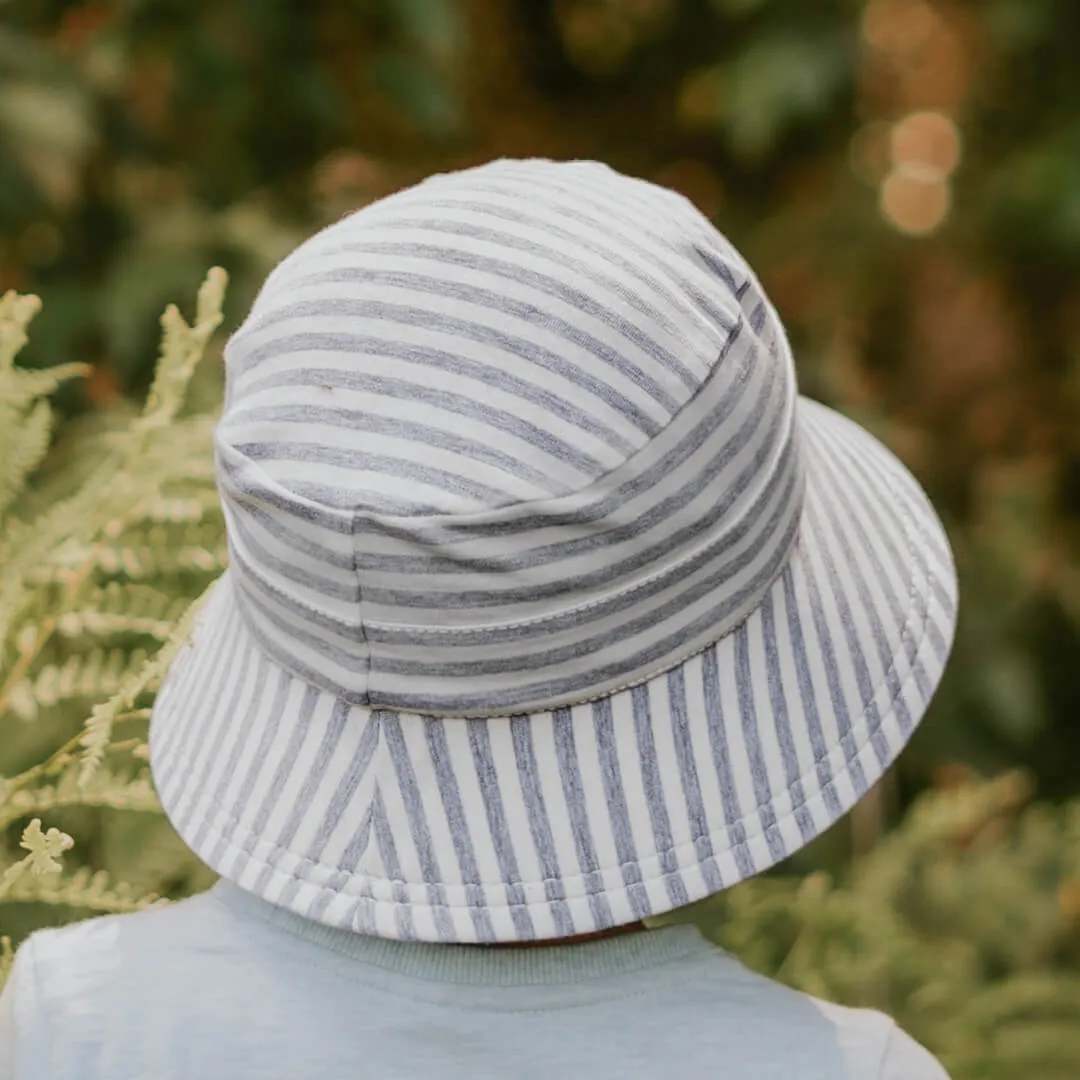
[0, 938, 50, 1080]
[878, 1022, 950, 1080]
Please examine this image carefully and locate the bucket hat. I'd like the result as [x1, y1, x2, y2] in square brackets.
[149, 158, 957, 943]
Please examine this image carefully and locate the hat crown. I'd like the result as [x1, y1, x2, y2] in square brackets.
[215, 159, 803, 715]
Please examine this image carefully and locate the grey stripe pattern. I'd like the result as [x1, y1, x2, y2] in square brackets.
[149, 159, 958, 943]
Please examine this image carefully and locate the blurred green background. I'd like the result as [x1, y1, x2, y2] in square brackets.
[4, 3, 1080, 1072]
[8, 0, 1080, 812]
[4, 0, 1079, 818]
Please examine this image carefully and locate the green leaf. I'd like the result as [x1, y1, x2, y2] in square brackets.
[714, 32, 852, 162]
[368, 52, 463, 139]
[388, 0, 463, 63]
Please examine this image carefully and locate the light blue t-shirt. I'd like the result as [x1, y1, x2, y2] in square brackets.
[0, 880, 947, 1079]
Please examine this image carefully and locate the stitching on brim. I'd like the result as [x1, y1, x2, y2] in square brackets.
[153, 405, 951, 917]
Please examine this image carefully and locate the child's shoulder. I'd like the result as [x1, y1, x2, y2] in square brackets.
[30, 885, 219, 958]
[690, 945, 949, 1078]
[18, 886, 226, 1011]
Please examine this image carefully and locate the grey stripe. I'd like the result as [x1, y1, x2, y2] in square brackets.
[272, 698, 351, 852]
[797, 515, 871, 799]
[226, 510, 361, 603]
[592, 698, 650, 919]
[667, 666, 724, 891]
[692, 243, 741, 294]
[758, 591, 816, 842]
[236, 600, 367, 706]
[250, 685, 321, 893]
[192, 650, 273, 855]
[362, 435, 799, 630]
[631, 685, 690, 908]
[369, 505, 800, 714]
[308, 248, 700, 393]
[218, 454, 355, 537]
[381, 712, 456, 941]
[234, 403, 579, 495]
[777, 565, 844, 821]
[239, 340, 639, 458]
[154, 597, 241, 796]
[510, 716, 576, 936]
[234, 441, 518, 507]
[370, 485, 800, 679]
[552, 708, 615, 929]
[217, 667, 293, 855]
[810, 439, 923, 731]
[465, 720, 537, 939]
[700, 648, 755, 878]
[230, 559, 361, 662]
[234, 573, 364, 673]
[303, 798, 374, 924]
[307, 715, 381, 866]
[167, 602, 249, 823]
[286, 478, 441, 516]
[289, 264, 684, 411]
[239, 310, 665, 437]
[444, 179, 742, 335]
[219, 473, 355, 569]
[734, 624, 789, 861]
[235, 370, 606, 476]
[355, 368, 792, 603]
[804, 506, 893, 768]
[422, 718, 497, 942]
[349, 214, 694, 344]
[368, 787, 418, 940]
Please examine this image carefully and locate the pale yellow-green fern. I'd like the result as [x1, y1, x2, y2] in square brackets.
[0, 270, 229, 940]
[2, 271, 1080, 1078]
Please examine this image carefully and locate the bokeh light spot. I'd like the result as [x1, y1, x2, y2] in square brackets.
[890, 110, 962, 177]
[880, 166, 951, 235]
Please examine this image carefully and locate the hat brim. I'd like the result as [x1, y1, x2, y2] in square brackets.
[150, 397, 956, 942]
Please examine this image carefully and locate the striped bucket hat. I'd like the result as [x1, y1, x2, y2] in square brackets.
[150, 158, 957, 943]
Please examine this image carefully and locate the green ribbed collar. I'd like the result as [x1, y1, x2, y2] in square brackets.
[210, 879, 718, 988]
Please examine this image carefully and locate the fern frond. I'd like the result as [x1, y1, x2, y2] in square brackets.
[7, 647, 151, 723]
[966, 973, 1080, 1027]
[0, 818, 74, 899]
[2, 398, 52, 515]
[134, 267, 227, 437]
[0, 936, 13, 995]
[0, 290, 41, 371]
[77, 579, 214, 786]
[24, 540, 227, 586]
[0, 764, 159, 831]
[0, 286, 91, 520]
[51, 582, 191, 644]
[0, 864, 165, 915]
[0, 270, 226, 648]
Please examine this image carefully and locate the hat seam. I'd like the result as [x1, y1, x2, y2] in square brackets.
[355, 406, 801, 637]
[194, 616, 930, 913]
[188, 531, 934, 907]
[223, 314, 747, 532]
[164, 407, 942, 912]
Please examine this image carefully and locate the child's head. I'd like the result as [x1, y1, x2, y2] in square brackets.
[149, 158, 957, 943]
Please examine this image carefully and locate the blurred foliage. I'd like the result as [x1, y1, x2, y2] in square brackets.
[0, 0, 1078, 811]
[3, 295, 1080, 1074]
[0, 275, 223, 952]
[0, 161, 1078, 1067]
[685, 772, 1080, 1079]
